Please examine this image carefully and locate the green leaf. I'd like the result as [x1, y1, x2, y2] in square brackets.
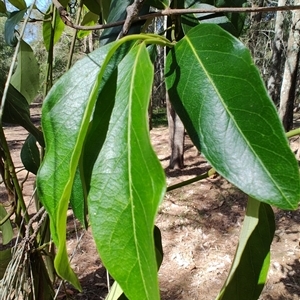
[181, 3, 238, 36]
[88, 43, 165, 300]
[216, 197, 275, 300]
[105, 281, 124, 300]
[154, 225, 164, 269]
[7, 0, 26, 10]
[20, 134, 40, 175]
[105, 226, 163, 300]
[77, 11, 99, 39]
[11, 39, 40, 104]
[100, 0, 150, 45]
[99, 0, 111, 21]
[0, 204, 13, 245]
[165, 24, 300, 210]
[43, 9, 65, 51]
[83, 0, 102, 15]
[4, 9, 26, 46]
[70, 167, 87, 228]
[0, 249, 11, 280]
[0, 1, 6, 14]
[200, 0, 247, 35]
[145, 0, 170, 9]
[36, 41, 133, 289]
[0, 76, 44, 147]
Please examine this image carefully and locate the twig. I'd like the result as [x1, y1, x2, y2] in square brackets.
[51, 1, 300, 32]
[167, 168, 216, 192]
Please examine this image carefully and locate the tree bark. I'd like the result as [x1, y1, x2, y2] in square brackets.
[267, 0, 286, 104]
[278, 0, 300, 131]
[166, 92, 185, 169]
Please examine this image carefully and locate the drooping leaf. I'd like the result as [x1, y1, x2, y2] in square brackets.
[216, 197, 275, 300]
[21, 134, 40, 175]
[43, 8, 65, 51]
[100, 0, 150, 45]
[0, 204, 13, 245]
[36, 41, 133, 289]
[77, 11, 99, 39]
[4, 9, 26, 46]
[0, 76, 44, 147]
[181, 3, 238, 36]
[7, 0, 26, 10]
[11, 39, 40, 104]
[165, 24, 300, 210]
[0, 1, 6, 14]
[88, 43, 165, 300]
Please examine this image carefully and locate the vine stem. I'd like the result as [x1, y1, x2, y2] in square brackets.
[167, 168, 216, 192]
[286, 127, 300, 138]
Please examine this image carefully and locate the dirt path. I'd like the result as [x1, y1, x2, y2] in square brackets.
[1, 104, 300, 300]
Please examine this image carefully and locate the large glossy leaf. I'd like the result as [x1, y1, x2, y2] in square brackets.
[36, 41, 133, 289]
[4, 9, 26, 46]
[165, 24, 300, 210]
[88, 43, 165, 300]
[217, 197, 275, 300]
[11, 39, 40, 104]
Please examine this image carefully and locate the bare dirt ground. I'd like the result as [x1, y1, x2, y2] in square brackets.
[1, 103, 300, 300]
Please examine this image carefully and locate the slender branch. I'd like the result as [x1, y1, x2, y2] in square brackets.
[51, 0, 300, 32]
[286, 127, 300, 138]
[167, 168, 216, 192]
[66, 0, 84, 69]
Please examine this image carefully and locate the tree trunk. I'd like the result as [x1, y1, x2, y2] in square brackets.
[166, 92, 185, 169]
[278, 1, 300, 131]
[267, 0, 286, 104]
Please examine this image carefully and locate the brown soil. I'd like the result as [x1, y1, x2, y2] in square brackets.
[1, 103, 300, 300]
